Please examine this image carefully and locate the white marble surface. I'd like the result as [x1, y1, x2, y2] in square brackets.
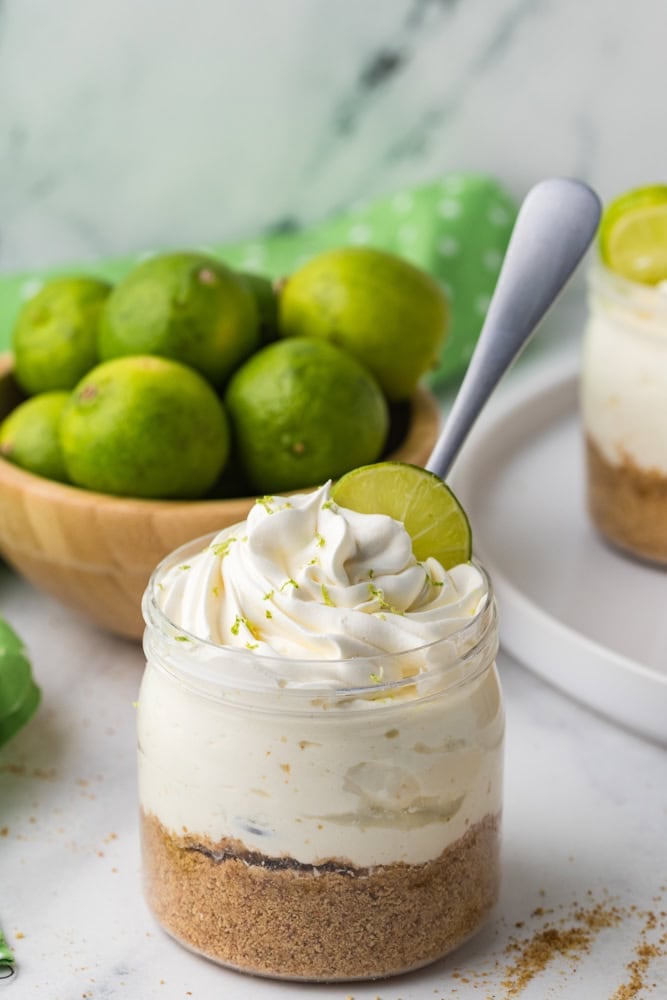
[1, 303, 666, 999]
[2, 5, 667, 993]
[1, 0, 667, 272]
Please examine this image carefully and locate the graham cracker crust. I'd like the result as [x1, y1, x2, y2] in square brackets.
[141, 809, 500, 981]
[586, 437, 667, 565]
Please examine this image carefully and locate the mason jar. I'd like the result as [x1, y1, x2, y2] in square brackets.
[581, 261, 667, 563]
[138, 536, 503, 982]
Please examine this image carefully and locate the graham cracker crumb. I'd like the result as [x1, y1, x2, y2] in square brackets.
[141, 809, 500, 980]
[610, 908, 667, 1000]
[586, 436, 667, 563]
[454, 890, 667, 998]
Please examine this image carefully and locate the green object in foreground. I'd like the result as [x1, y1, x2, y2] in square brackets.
[0, 617, 40, 748]
[0, 926, 14, 965]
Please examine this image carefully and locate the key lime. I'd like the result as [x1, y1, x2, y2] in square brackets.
[60, 355, 230, 498]
[225, 339, 388, 493]
[331, 461, 471, 569]
[0, 391, 70, 482]
[598, 184, 667, 284]
[12, 276, 111, 395]
[99, 252, 259, 386]
[238, 271, 279, 345]
[278, 246, 448, 401]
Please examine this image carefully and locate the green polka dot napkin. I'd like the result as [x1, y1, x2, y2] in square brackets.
[0, 173, 517, 384]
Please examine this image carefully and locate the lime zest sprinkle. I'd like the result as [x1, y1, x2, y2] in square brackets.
[368, 568, 375, 579]
[307, 557, 318, 566]
[321, 500, 335, 511]
[369, 668, 384, 684]
[212, 536, 237, 558]
[368, 583, 404, 615]
[265, 609, 273, 619]
[279, 578, 299, 592]
[212, 585, 220, 597]
[257, 495, 275, 514]
[321, 584, 334, 607]
[231, 615, 260, 639]
[245, 641, 259, 650]
[174, 635, 191, 643]
[178, 564, 191, 571]
[263, 590, 274, 601]
[315, 533, 326, 548]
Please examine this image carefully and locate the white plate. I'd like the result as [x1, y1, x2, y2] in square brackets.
[450, 360, 667, 746]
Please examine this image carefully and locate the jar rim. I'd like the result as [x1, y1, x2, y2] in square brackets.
[142, 531, 498, 702]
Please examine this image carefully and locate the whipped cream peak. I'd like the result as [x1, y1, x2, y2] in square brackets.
[157, 482, 486, 670]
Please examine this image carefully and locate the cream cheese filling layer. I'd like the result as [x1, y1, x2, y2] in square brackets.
[582, 304, 667, 474]
[138, 659, 503, 868]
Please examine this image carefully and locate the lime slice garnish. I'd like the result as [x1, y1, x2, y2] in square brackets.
[331, 461, 471, 569]
[599, 184, 667, 284]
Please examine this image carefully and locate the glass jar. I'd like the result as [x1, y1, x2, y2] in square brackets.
[138, 536, 503, 982]
[581, 261, 667, 564]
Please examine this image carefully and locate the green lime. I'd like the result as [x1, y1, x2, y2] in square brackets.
[599, 184, 667, 284]
[0, 617, 40, 748]
[12, 276, 111, 395]
[0, 391, 70, 482]
[331, 461, 471, 569]
[99, 252, 259, 386]
[238, 272, 279, 345]
[225, 339, 388, 493]
[278, 246, 449, 401]
[60, 356, 229, 499]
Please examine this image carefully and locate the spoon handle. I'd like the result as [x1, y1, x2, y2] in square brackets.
[426, 177, 601, 480]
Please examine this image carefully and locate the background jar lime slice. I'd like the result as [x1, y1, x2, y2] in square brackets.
[598, 184, 667, 284]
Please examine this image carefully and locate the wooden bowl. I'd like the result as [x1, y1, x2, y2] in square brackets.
[0, 353, 441, 640]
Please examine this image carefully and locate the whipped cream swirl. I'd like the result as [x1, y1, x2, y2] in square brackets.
[157, 483, 486, 669]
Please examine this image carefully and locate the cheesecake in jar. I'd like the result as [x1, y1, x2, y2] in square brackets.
[137, 482, 503, 981]
[581, 260, 667, 563]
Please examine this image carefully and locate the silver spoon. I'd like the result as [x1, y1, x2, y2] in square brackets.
[426, 177, 601, 480]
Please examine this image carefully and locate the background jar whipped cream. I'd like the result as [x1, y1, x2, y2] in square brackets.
[581, 261, 667, 563]
[137, 486, 504, 981]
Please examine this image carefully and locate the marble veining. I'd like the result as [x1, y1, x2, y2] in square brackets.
[0, 0, 666, 272]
